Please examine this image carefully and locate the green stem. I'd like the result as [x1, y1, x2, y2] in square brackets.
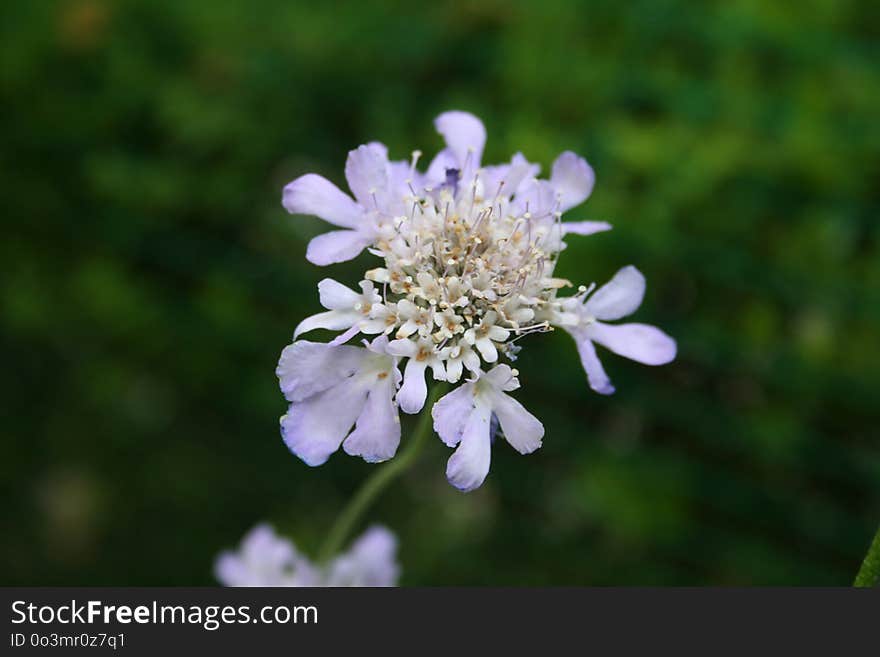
[317, 383, 446, 563]
[853, 524, 880, 587]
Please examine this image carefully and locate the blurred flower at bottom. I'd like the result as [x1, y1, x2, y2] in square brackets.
[214, 524, 399, 587]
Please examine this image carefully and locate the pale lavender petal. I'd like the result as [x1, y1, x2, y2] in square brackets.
[483, 364, 520, 392]
[588, 321, 677, 365]
[584, 265, 646, 321]
[474, 336, 498, 363]
[573, 333, 615, 395]
[550, 151, 595, 212]
[276, 340, 364, 402]
[241, 524, 295, 568]
[478, 163, 511, 197]
[504, 152, 541, 195]
[318, 278, 360, 310]
[462, 348, 481, 373]
[214, 553, 251, 586]
[280, 377, 367, 466]
[481, 153, 538, 198]
[365, 334, 394, 357]
[490, 392, 544, 455]
[397, 358, 428, 414]
[346, 526, 399, 587]
[445, 357, 464, 383]
[293, 309, 357, 339]
[343, 376, 400, 463]
[365, 141, 388, 159]
[328, 325, 361, 346]
[562, 220, 613, 236]
[434, 111, 486, 169]
[432, 383, 476, 447]
[385, 338, 418, 358]
[428, 358, 447, 381]
[512, 178, 558, 219]
[446, 403, 492, 492]
[282, 174, 362, 228]
[345, 144, 389, 207]
[306, 230, 372, 266]
[388, 159, 420, 199]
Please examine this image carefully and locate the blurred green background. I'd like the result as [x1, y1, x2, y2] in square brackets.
[2, 0, 879, 585]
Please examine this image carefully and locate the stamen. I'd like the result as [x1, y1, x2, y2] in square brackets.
[491, 180, 505, 208]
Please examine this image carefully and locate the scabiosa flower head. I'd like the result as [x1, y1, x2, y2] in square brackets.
[279, 111, 676, 491]
[215, 524, 399, 587]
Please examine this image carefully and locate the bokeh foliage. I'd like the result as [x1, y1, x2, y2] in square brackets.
[2, 0, 878, 585]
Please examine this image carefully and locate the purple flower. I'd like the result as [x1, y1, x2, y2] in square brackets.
[554, 266, 677, 395]
[277, 110, 677, 491]
[324, 526, 400, 587]
[277, 336, 402, 465]
[214, 524, 319, 587]
[432, 365, 544, 492]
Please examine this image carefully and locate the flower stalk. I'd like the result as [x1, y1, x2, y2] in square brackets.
[853, 524, 880, 587]
[317, 383, 446, 564]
